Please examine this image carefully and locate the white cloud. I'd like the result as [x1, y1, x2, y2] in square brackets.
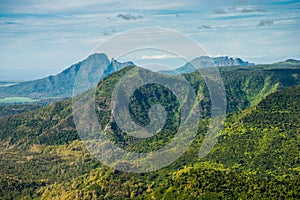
[141, 54, 177, 59]
[0, 0, 121, 14]
[1, 0, 300, 80]
[0, 0, 197, 14]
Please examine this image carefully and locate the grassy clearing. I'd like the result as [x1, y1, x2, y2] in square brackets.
[0, 97, 37, 103]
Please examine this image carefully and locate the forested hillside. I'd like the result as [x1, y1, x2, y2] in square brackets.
[0, 65, 299, 199]
[35, 85, 300, 200]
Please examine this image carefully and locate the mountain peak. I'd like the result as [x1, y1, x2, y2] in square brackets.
[87, 53, 109, 61]
[0, 53, 134, 99]
[274, 58, 300, 65]
[209, 56, 255, 67]
[159, 56, 255, 75]
[285, 59, 300, 63]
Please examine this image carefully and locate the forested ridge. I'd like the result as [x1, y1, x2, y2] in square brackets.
[0, 65, 299, 199]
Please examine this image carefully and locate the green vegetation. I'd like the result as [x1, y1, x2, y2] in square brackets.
[26, 85, 300, 199]
[0, 64, 299, 199]
[0, 104, 41, 118]
[0, 98, 66, 118]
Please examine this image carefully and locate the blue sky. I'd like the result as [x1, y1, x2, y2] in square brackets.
[0, 0, 300, 80]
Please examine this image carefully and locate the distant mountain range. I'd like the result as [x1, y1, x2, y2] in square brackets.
[274, 59, 300, 66]
[160, 56, 255, 75]
[0, 53, 134, 99]
[0, 53, 299, 100]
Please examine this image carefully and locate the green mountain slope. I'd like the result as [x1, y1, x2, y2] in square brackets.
[33, 84, 300, 200]
[1, 66, 299, 147]
[208, 84, 300, 172]
[148, 84, 300, 199]
[0, 65, 299, 199]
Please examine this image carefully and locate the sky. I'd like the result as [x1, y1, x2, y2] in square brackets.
[0, 0, 300, 80]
